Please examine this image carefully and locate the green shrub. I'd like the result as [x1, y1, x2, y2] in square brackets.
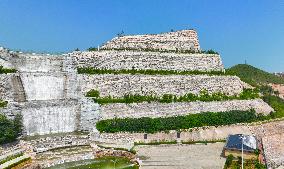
[88, 47, 98, 51]
[225, 154, 234, 168]
[0, 100, 8, 108]
[0, 152, 24, 165]
[202, 49, 219, 55]
[181, 139, 226, 145]
[86, 89, 100, 98]
[96, 110, 259, 133]
[263, 95, 284, 118]
[0, 65, 16, 74]
[3, 157, 31, 169]
[87, 89, 259, 105]
[0, 114, 22, 144]
[134, 140, 177, 145]
[77, 67, 225, 76]
[90, 47, 218, 55]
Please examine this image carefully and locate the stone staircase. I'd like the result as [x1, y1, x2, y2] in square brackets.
[11, 75, 26, 102]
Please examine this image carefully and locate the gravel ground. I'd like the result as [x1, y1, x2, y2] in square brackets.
[135, 143, 226, 169]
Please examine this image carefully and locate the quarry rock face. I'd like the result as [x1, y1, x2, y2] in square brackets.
[0, 30, 274, 136]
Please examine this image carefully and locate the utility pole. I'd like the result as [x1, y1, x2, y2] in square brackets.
[241, 135, 244, 169]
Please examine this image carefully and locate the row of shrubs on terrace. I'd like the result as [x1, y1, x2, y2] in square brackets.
[86, 89, 260, 105]
[0, 65, 16, 74]
[96, 86, 284, 134]
[96, 110, 266, 133]
[77, 67, 225, 76]
[87, 46, 219, 54]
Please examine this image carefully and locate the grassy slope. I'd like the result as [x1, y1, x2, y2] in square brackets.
[226, 64, 284, 86]
[227, 64, 284, 118]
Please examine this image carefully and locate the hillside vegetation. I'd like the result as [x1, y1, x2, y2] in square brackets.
[226, 64, 284, 86]
[227, 64, 284, 118]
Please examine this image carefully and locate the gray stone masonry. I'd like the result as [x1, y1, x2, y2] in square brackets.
[100, 99, 274, 120]
[72, 50, 224, 72]
[79, 74, 244, 97]
[101, 30, 200, 51]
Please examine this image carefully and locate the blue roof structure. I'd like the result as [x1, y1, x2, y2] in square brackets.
[225, 134, 257, 153]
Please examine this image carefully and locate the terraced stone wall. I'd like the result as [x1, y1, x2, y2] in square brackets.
[0, 74, 17, 102]
[100, 99, 274, 120]
[101, 30, 200, 51]
[73, 51, 224, 72]
[79, 74, 244, 97]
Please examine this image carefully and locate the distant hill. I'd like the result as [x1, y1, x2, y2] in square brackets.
[226, 64, 284, 86]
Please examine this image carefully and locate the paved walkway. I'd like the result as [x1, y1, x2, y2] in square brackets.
[135, 143, 226, 169]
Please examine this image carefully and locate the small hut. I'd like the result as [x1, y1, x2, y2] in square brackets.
[224, 134, 258, 159]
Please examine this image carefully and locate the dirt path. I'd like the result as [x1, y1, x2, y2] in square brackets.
[135, 143, 226, 169]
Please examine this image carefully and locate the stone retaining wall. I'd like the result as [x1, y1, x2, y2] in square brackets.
[95, 125, 253, 144]
[79, 98, 101, 132]
[100, 99, 274, 120]
[73, 51, 223, 72]
[22, 134, 90, 153]
[0, 47, 14, 68]
[21, 100, 80, 136]
[101, 30, 200, 51]
[79, 74, 244, 97]
[95, 120, 284, 144]
[262, 133, 284, 168]
[0, 74, 18, 102]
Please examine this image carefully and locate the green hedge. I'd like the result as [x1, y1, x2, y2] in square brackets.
[86, 89, 259, 105]
[3, 157, 31, 169]
[0, 65, 16, 74]
[87, 47, 218, 55]
[77, 67, 225, 76]
[0, 100, 8, 108]
[96, 110, 260, 133]
[0, 114, 22, 144]
[0, 153, 24, 165]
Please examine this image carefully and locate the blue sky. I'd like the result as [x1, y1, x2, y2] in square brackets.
[0, 0, 284, 72]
